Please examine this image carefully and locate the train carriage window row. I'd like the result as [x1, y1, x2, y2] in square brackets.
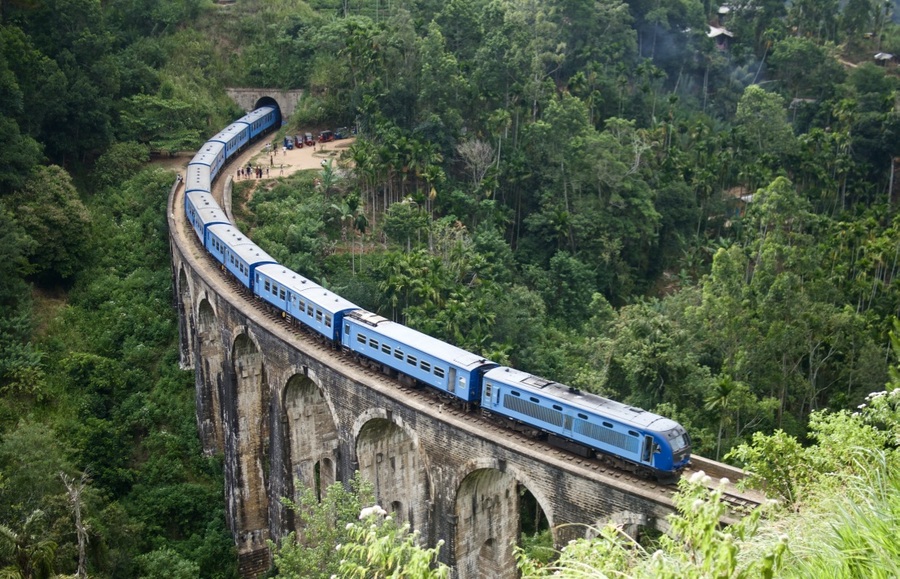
[356, 331, 447, 379]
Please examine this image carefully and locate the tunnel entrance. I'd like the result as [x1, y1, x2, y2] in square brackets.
[253, 96, 282, 127]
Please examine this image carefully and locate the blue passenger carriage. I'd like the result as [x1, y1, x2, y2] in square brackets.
[191, 141, 227, 182]
[206, 224, 277, 291]
[185, 162, 211, 195]
[239, 106, 278, 139]
[293, 285, 359, 343]
[253, 265, 359, 342]
[481, 367, 691, 475]
[184, 191, 229, 243]
[343, 311, 497, 403]
[210, 122, 250, 161]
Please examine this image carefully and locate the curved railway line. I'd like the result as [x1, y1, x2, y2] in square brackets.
[169, 129, 766, 528]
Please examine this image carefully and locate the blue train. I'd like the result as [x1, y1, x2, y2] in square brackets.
[182, 106, 691, 478]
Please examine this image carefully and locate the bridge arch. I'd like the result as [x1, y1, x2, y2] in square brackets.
[281, 369, 339, 512]
[352, 409, 432, 535]
[197, 297, 224, 454]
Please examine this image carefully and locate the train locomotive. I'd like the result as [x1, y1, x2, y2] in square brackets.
[181, 106, 692, 479]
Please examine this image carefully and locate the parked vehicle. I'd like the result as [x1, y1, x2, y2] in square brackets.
[318, 130, 334, 142]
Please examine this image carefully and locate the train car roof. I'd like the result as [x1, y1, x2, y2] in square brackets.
[225, 237, 276, 266]
[210, 123, 248, 144]
[238, 107, 275, 125]
[256, 264, 360, 315]
[186, 192, 229, 225]
[185, 164, 211, 193]
[347, 310, 493, 370]
[484, 366, 681, 432]
[296, 285, 360, 315]
[195, 204, 229, 227]
[255, 263, 320, 293]
[190, 141, 225, 167]
[207, 224, 258, 248]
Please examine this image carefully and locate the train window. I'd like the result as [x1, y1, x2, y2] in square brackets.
[255, 274, 259, 284]
[406, 355, 417, 366]
[434, 367, 445, 379]
[393, 349, 403, 360]
[357, 333, 367, 344]
[530, 397, 540, 403]
[368, 338, 378, 349]
[307, 304, 314, 316]
[381, 343, 391, 355]
[603, 421, 613, 428]
[628, 430, 639, 437]
[511, 391, 520, 397]
[271, 283, 277, 294]
[553, 404, 563, 411]
[344, 324, 350, 335]
[279, 289, 285, 300]
[325, 315, 332, 328]
[420, 361, 431, 372]
[484, 382, 492, 398]
[578, 413, 588, 420]
[315, 310, 323, 322]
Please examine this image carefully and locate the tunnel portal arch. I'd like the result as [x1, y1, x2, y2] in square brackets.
[253, 96, 281, 126]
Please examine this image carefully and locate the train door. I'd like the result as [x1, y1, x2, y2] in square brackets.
[448, 367, 456, 394]
[641, 435, 654, 465]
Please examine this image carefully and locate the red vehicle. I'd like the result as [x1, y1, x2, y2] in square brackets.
[304, 133, 315, 147]
[318, 130, 334, 143]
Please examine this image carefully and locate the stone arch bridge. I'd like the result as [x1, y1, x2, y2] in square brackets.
[167, 178, 745, 578]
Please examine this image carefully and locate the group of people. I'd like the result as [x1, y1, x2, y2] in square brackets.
[237, 165, 268, 179]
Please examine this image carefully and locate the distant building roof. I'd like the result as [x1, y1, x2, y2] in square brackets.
[718, 5, 731, 15]
[708, 26, 734, 38]
[874, 52, 894, 61]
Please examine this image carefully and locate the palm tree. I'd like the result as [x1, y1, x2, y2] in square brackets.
[705, 374, 739, 461]
[0, 511, 58, 579]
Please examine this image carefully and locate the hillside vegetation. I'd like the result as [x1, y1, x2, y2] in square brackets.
[1, 0, 899, 576]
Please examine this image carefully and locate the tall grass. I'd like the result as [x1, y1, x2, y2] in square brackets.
[784, 450, 900, 579]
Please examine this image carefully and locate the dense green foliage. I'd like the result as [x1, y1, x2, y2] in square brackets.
[0, 167, 237, 577]
[1, 0, 900, 575]
[0, 0, 245, 574]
